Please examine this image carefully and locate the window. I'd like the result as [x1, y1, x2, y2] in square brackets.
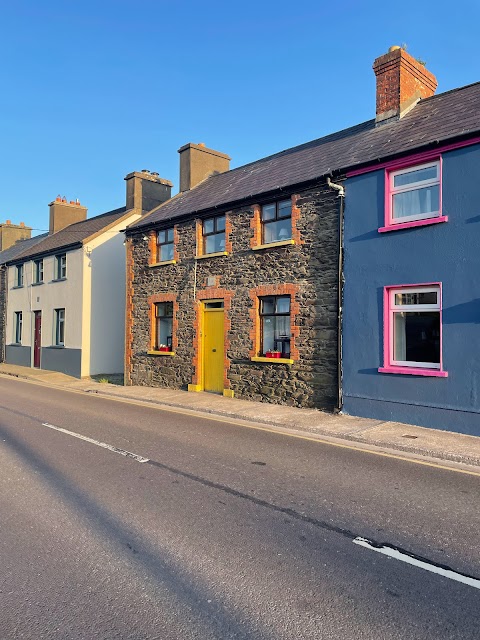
[380, 284, 447, 376]
[55, 253, 67, 279]
[261, 200, 292, 244]
[389, 161, 440, 225]
[55, 308, 65, 346]
[156, 228, 174, 262]
[260, 296, 291, 357]
[154, 302, 173, 350]
[203, 215, 225, 254]
[14, 312, 22, 344]
[15, 264, 24, 287]
[33, 259, 44, 284]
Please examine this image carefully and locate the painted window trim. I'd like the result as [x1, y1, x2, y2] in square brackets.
[251, 239, 295, 251]
[347, 136, 480, 178]
[379, 282, 448, 377]
[378, 216, 448, 233]
[195, 251, 229, 260]
[147, 350, 176, 356]
[251, 356, 294, 364]
[381, 159, 443, 231]
[148, 259, 177, 268]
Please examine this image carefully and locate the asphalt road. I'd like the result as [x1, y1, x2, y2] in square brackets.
[0, 375, 479, 639]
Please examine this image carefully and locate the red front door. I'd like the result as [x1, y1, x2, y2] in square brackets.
[33, 311, 42, 368]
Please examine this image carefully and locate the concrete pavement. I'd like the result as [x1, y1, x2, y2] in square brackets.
[1, 362, 480, 470]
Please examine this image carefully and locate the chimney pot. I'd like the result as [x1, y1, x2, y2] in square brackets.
[388, 45, 401, 52]
[56, 195, 62, 202]
[6, 219, 11, 225]
[20, 222, 25, 227]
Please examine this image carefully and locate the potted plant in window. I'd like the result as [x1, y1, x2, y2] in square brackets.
[265, 350, 281, 359]
[158, 344, 170, 352]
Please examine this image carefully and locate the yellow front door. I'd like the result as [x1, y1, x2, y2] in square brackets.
[203, 304, 224, 393]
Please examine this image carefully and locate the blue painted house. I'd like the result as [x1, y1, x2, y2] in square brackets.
[342, 47, 480, 435]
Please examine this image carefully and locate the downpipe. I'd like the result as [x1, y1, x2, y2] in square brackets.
[326, 177, 345, 413]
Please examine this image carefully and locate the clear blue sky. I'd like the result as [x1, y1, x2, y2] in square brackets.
[1, 0, 479, 234]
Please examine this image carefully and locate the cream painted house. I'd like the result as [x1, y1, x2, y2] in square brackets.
[5, 171, 172, 377]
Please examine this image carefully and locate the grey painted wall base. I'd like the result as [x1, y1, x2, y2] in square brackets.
[41, 347, 82, 378]
[5, 345, 31, 367]
[344, 395, 480, 437]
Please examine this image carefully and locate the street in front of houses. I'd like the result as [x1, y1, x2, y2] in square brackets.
[1, 375, 479, 639]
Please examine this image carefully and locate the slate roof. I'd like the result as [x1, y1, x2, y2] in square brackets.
[129, 81, 480, 231]
[0, 233, 48, 265]
[7, 207, 128, 263]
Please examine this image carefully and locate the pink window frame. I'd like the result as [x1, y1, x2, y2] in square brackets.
[379, 156, 447, 232]
[378, 282, 448, 378]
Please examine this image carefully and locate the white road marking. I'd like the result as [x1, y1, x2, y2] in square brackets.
[353, 537, 480, 590]
[41, 422, 149, 463]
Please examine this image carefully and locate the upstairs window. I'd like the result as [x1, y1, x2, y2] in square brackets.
[203, 215, 225, 254]
[260, 296, 291, 357]
[55, 308, 65, 346]
[55, 253, 67, 280]
[389, 161, 440, 225]
[33, 259, 44, 284]
[156, 228, 174, 262]
[262, 200, 292, 244]
[15, 264, 24, 287]
[14, 311, 22, 344]
[155, 302, 173, 350]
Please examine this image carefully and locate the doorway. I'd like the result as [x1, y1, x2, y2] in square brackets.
[33, 311, 42, 368]
[203, 301, 224, 393]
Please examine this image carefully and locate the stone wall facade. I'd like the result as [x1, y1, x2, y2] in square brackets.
[126, 179, 342, 409]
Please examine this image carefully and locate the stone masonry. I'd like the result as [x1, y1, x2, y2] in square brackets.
[126, 179, 342, 409]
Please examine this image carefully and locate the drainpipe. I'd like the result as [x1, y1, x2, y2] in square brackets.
[326, 177, 345, 413]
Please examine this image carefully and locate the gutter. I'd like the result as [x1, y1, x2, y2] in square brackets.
[326, 177, 345, 413]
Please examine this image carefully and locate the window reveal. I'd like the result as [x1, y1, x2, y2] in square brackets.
[157, 229, 174, 262]
[260, 296, 291, 357]
[390, 287, 441, 369]
[261, 200, 292, 244]
[55, 308, 65, 346]
[389, 161, 440, 224]
[202, 216, 225, 254]
[155, 302, 173, 350]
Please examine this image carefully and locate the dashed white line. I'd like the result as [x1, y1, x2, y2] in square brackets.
[41, 422, 149, 463]
[353, 536, 480, 590]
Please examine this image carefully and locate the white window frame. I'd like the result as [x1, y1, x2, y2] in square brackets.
[14, 311, 22, 344]
[389, 286, 441, 369]
[389, 161, 441, 225]
[55, 253, 67, 279]
[55, 308, 65, 346]
[33, 258, 44, 284]
[15, 264, 24, 287]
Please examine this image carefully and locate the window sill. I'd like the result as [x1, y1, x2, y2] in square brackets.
[51, 277, 67, 283]
[12, 285, 24, 289]
[378, 216, 448, 233]
[251, 356, 294, 364]
[251, 239, 295, 251]
[195, 252, 229, 260]
[148, 260, 177, 268]
[147, 350, 175, 356]
[378, 366, 448, 378]
[9, 343, 22, 347]
[31, 281, 44, 287]
[47, 345, 65, 349]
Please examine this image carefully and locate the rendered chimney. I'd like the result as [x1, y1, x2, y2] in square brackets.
[373, 46, 438, 124]
[48, 198, 87, 234]
[0, 220, 32, 251]
[124, 171, 173, 214]
[178, 143, 231, 192]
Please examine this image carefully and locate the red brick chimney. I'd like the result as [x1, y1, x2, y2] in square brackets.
[373, 46, 438, 124]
